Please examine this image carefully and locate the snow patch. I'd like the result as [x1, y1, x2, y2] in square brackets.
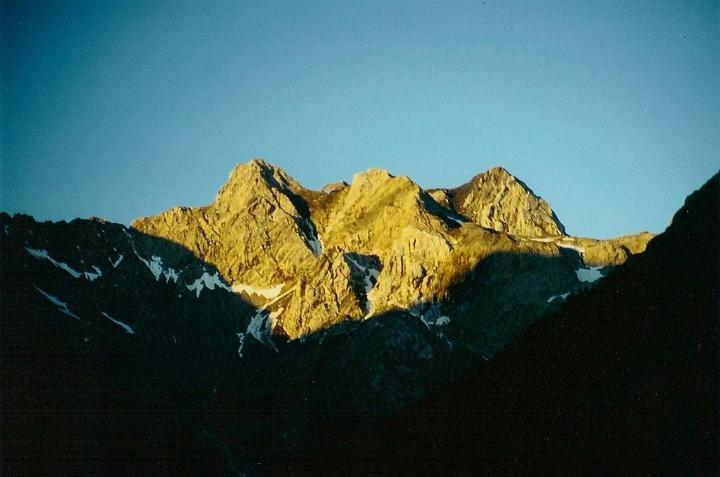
[24, 247, 103, 281]
[101, 312, 135, 334]
[34, 286, 80, 320]
[576, 267, 603, 283]
[345, 255, 380, 293]
[231, 283, 284, 300]
[186, 271, 233, 298]
[144, 255, 164, 280]
[163, 268, 180, 283]
[237, 286, 298, 358]
[409, 304, 447, 328]
[445, 214, 465, 226]
[26, 247, 82, 278]
[300, 218, 323, 256]
[546, 292, 571, 303]
[345, 255, 380, 314]
[529, 237, 555, 243]
[246, 308, 280, 351]
[136, 254, 179, 283]
[84, 266, 102, 282]
[237, 332, 248, 358]
[109, 254, 124, 268]
[124, 230, 178, 282]
[557, 241, 585, 254]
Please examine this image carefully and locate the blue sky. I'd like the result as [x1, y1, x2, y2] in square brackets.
[1, 0, 718, 238]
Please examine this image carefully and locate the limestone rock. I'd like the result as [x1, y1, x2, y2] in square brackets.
[132, 159, 322, 301]
[131, 159, 653, 344]
[451, 166, 565, 237]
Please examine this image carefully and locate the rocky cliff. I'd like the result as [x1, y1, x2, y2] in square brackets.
[132, 159, 652, 352]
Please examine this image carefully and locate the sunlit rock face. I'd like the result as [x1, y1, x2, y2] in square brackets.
[132, 159, 652, 348]
[448, 166, 566, 237]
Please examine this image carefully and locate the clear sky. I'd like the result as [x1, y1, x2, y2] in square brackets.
[1, 0, 717, 238]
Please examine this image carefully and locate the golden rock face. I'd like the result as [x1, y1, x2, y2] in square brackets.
[450, 166, 566, 237]
[132, 159, 653, 340]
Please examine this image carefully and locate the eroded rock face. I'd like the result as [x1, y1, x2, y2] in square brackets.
[132, 159, 653, 348]
[451, 166, 566, 237]
[132, 160, 322, 304]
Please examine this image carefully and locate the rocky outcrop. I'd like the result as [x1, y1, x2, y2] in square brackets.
[132, 159, 322, 305]
[450, 166, 566, 237]
[557, 232, 655, 266]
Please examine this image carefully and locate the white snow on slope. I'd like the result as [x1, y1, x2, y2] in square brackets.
[109, 254, 124, 268]
[138, 255, 163, 280]
[247, 308, 275, 344]
[231, 283, 284, 300]
[557, 241, 585, 255]
[237, 287, 297, 358]
[26, 248, 82, 278]
[345, 255, 381, 314]
[187, 273, 281, 300]
[345, 255, 380, 293]
[529, 237, 555, 243]
[101, 312, 135, 334]
[409, 304, 448, 328]
[34, 286, 80, 320]
[300, 218, 323, 256]
[123, 229, 179, 283]
[576, 267, 603, 283]
[307, 234, 323, 256]
[163, 268, 180, 283]
[445, 214, 465, 226]
[84, 266, 102, 281]
[26, 247, 102, 282]
[546, 292, 571, 303]
[186, 271, 233, 298]
[237, 333, 248, 358]
[238, 307, 282, 357]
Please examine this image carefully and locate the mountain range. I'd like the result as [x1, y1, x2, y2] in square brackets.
[1, 160, 715, 476]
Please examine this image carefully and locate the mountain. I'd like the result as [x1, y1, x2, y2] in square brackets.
[303, 173, 719, 476]
[431, 166, 565, 237]
[1, 160, 674, 475]
[132, 160, 651, 354]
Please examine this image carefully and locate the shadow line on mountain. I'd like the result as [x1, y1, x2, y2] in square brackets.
[278, 174, 720, 476]
[205, 248, 606, 475]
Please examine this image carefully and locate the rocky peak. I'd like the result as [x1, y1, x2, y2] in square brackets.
[352, 167, 395, 183]
[215, 158, 306, 207]
[451, 166, 566, 238]
[321, 181, 349, 194]
[132, 159, 322, 291]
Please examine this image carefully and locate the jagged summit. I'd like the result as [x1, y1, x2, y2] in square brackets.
[129, 159, 652, 340]
[450, 166, 566, 238]
[216, 158, 308, 203]
[351, 167, 395, 182]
